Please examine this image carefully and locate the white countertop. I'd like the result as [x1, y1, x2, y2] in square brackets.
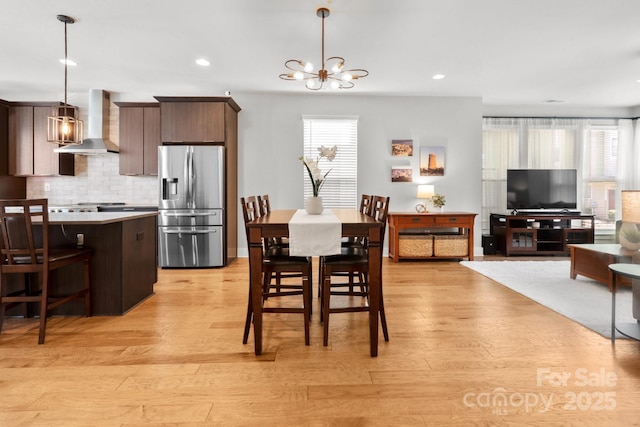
[47, 211, 158, 225]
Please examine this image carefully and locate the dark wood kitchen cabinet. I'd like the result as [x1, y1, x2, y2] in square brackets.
[46, 213, 158, 315]
[0, 100, 8, 175]
[116, 102, 160, 175]
[155, 96, 240, 144]
[0, 100, 26, 196]
[8, 103, 74, 176]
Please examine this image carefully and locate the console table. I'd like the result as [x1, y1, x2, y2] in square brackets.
[490, 213, 594, 256]
[609, 263, 640, 343]
[387, 212, 476, 262]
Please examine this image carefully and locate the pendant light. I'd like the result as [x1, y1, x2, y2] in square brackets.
[47, 14, 84, 145]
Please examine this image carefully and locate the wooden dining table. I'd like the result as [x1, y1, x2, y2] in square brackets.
[246, 209, 385, 356]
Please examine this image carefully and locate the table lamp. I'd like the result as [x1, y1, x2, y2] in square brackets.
[620, 190, 640, 250]
[416, 184, 435, 212]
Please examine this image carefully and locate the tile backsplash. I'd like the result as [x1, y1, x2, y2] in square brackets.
[28, 155, 158, 205]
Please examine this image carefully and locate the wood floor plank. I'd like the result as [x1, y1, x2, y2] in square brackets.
[1, 257, 639, 425]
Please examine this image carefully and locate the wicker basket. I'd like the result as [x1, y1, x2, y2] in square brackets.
[399, 234, 433, 257]
[433, 234, 468, 257]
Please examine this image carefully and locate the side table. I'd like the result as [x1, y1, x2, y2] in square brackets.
[609, 263, 640, 343]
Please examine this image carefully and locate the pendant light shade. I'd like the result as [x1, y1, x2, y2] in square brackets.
[47, 14, 83, 145]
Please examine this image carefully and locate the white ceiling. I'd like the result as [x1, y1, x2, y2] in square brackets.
[3, 0, 640, 111]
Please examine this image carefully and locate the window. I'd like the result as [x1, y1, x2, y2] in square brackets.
[303, 117, 358, 208]
[482, 118, 618, 234]
[582, 126, 618, 230]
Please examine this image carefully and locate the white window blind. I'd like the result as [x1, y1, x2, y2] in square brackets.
[303, 117, 358, 209]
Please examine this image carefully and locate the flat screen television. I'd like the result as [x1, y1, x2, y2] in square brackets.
[506, 169, 577, 211]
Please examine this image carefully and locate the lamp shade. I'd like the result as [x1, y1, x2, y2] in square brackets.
[417, 184, 435, 199]
[619, 190, 640, 250]
[621, 190, 640, 223]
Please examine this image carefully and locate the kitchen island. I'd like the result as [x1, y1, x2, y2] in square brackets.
[45, 211, 158, 315]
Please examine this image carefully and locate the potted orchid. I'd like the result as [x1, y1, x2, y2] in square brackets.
[300, 145, 337, 214]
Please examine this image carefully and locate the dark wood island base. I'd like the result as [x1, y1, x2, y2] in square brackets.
[43, 212, 158, 316]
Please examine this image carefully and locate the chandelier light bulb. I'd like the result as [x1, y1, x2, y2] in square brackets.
[332, 61, 344, 73]
[61, 117, 71, 135]
[342, 73, 353, 82]
[294, 71, 304, 80]
[330, 80, 340, 89]
[304, 62, 314, 72]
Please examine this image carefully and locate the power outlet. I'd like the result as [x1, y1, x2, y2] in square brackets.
[44, 183, 51, 192]
[76, 233, 84, 247]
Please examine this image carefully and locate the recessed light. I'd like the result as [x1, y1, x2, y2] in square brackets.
[59, 58, 77, 66]
[195, 58, 210, 66]
[432, 74, 445, 80]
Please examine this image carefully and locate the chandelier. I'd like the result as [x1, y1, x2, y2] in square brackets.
[279, 7, 369, 90]
[47, 14, 84, 145]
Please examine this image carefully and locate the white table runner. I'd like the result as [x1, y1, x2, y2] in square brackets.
[288, 209, 341, 256]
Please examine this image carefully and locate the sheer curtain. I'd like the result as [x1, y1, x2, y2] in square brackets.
[613, 119, 640, 219]
[482, 118, 590, 231]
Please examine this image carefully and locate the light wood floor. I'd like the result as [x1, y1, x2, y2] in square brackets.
[1, 257, 639, 426]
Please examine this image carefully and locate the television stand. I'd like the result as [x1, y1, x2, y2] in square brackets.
[510, 209, 581, 216]
[490, 213, 594, 256]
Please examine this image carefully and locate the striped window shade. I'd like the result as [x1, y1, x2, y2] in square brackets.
[303, 116, 358, 209]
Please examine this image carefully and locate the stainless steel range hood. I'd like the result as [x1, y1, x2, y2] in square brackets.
[54, 89, 119, 154]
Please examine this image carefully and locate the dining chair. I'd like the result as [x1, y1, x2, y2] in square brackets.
[241, 196, 312, 346]
[255, 194, 310, 311]
[257, 194, 289, 250]
[318, 194, 373, 297]
[0, 198, 92, 344]
[319, 195, 390, 346]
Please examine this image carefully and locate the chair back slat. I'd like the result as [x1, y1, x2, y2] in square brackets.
[257, 195, 271, 217]
[0, 199, 49, 266]
[360, 195, 373, 216]
[240, 196, 260, 226]
[370, 196, 390, 239]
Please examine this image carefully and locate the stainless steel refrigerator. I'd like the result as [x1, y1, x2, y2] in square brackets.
[158, 145, 225, 267]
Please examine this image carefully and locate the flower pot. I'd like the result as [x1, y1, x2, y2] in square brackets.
[305, 196, 324, 215]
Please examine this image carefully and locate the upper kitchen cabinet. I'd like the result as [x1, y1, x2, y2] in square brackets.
[0, 100, 8, 175]
[116, 102, 160, 176]
[8, 103, 74, 176]
[154, 97, 241, 144]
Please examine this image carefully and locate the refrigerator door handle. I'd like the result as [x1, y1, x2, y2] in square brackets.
[163, 212, 219, 217]
[162, 229, 219, 234]
[188, 147, 195, 208]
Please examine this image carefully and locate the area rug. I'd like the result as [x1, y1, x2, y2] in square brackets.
[460, 260, 635, 338]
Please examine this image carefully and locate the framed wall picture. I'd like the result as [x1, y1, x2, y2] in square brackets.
[420, 146, 445, 176]
[391, 139, 413, 156]
[391, 166, 412, 182]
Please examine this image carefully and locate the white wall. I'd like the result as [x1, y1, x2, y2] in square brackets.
[27, 93, 484, 257]
[232, 93, 483, 256]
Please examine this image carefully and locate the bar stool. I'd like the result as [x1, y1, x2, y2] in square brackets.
[319, 195, 390, 346]
[241, 196, 312, 346]
[0, 199, 91, 344]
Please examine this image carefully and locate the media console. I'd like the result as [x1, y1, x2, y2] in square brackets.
[490, 213, 594, 256]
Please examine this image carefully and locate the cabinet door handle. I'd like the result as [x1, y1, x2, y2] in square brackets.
[412, 218, 420, 223]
